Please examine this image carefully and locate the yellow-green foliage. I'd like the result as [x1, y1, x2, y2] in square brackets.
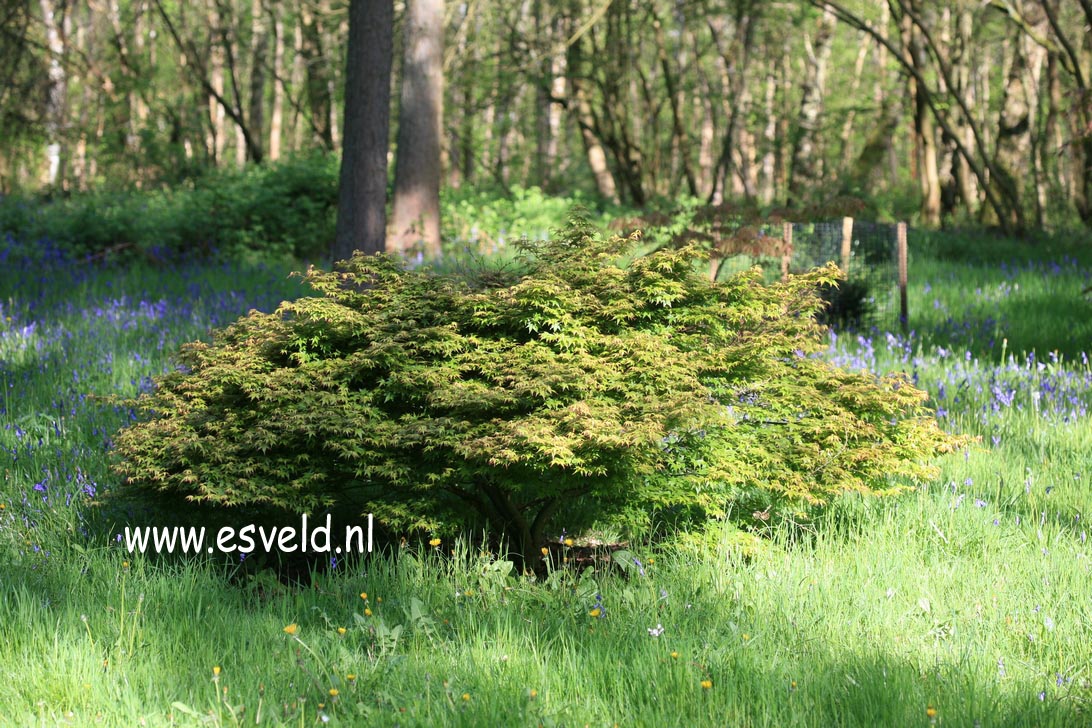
[111, 216, 961, 567]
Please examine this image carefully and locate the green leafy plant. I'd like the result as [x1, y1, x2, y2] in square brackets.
[109, 215, 963, 570]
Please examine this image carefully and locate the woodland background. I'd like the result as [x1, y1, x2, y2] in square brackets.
[2, 0, 1091, 241]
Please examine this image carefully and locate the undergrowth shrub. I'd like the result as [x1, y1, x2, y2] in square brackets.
[109, 215, 964, 570]
[0, 153, 338, 262]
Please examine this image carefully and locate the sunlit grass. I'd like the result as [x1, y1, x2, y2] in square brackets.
[1, 233, 1091, 725]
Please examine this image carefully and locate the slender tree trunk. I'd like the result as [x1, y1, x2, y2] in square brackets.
[759, 65, 777, 204]
[300, 0, 334, 149]
[291, 21, 305, 151]
[900, 3, 941, 225]
[248, 0, 268, 163]
[39, 0, 68, 187]
[333, 0, 394, 259]
[693, 27, 716, 199]
[993, 24, 1032, 233]
[268, 5, 285, 160]
[654, 17, 696, 196]
[207, 0, 227, 164]
[788, 7, 835, 205]
[572, 84, 618, 202]
[838, 36, 870, 172]
[390, 0, 444, 258]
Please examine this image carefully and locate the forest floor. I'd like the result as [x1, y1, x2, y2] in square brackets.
[1, 229, 1090, 726]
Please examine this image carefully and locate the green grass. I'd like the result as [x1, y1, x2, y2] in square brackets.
[2, 231, 1091, 726]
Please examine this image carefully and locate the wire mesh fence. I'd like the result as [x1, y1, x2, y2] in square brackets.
[611, 207, 911, 332]
[701, 218, 907, 332]
[781, 218, 908, 332]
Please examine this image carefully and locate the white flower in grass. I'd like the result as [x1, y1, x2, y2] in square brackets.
[648, 623, 664, 637]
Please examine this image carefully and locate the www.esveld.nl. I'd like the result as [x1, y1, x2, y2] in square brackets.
[123, 514, 375, 555]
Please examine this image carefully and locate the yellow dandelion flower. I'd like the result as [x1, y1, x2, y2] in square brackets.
[790, 680, 797, 690]
[346, 674, 357, 682]
[337, 627, 346, 635]
[121, 561, 130, 569]
[564, 538, 573, 547]
[541, 547, 549, 556]
[376, 597, 382, 603]
[670, 651, 679, 659]
[647, 558, 655, 564]
[926, 706, 937, 719]
[360, 591, 367, 600]
[283, 623, 298, 635]
[529, 689, 538, 699]
[461, 693, 470, 702]
[700, 680, 713, 689]
[742, 633, 750, 641]
[589, 608, 602, 618]
[429, 538, 441, 547]
[0, 503, 6, 510]
[465, 589, 474, 597]
[212, 666, 221, 677]
[328, 688, 339, 697]
[364, 608, 373, 616]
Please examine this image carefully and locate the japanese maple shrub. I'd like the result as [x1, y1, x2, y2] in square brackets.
[111, 216, 960, 569]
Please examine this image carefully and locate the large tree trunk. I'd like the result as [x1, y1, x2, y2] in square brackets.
[333, 0, 393, 260]
[390, 0, 444, 258]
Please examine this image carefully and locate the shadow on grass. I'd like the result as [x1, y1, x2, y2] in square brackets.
[2, 540, 1086, 727]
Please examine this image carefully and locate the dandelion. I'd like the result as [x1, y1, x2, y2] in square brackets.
[926, 705, 937, 719]
[670, 651, 679, 659]
[461, 693, 470, 701]
[700, 680, 712, 689]
[564, 538, 573, 547]
[364, 608, 373, 616]
[346, 674, 356, 682]
[121, 561, 130, 570]
[790, 680, 797, 691]
[541, 547, 549, 556]
[337, 627, 346, 635]
[589, 608, 601, 618]
[360, 592, 367, 600]
[329, 688, 339, 697]
[742, 633, 750, 641]
[529, 689, 538, 699]
[429, 538, 441, 547]
[283, 623, 298, 635]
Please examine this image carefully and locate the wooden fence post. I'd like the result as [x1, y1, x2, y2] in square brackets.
[781, 221, 793, 281]
[897, 221, 908, 332]
[840, 216, 854, 275]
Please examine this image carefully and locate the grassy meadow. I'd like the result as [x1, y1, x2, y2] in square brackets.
[1, 226, 1091, 726]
